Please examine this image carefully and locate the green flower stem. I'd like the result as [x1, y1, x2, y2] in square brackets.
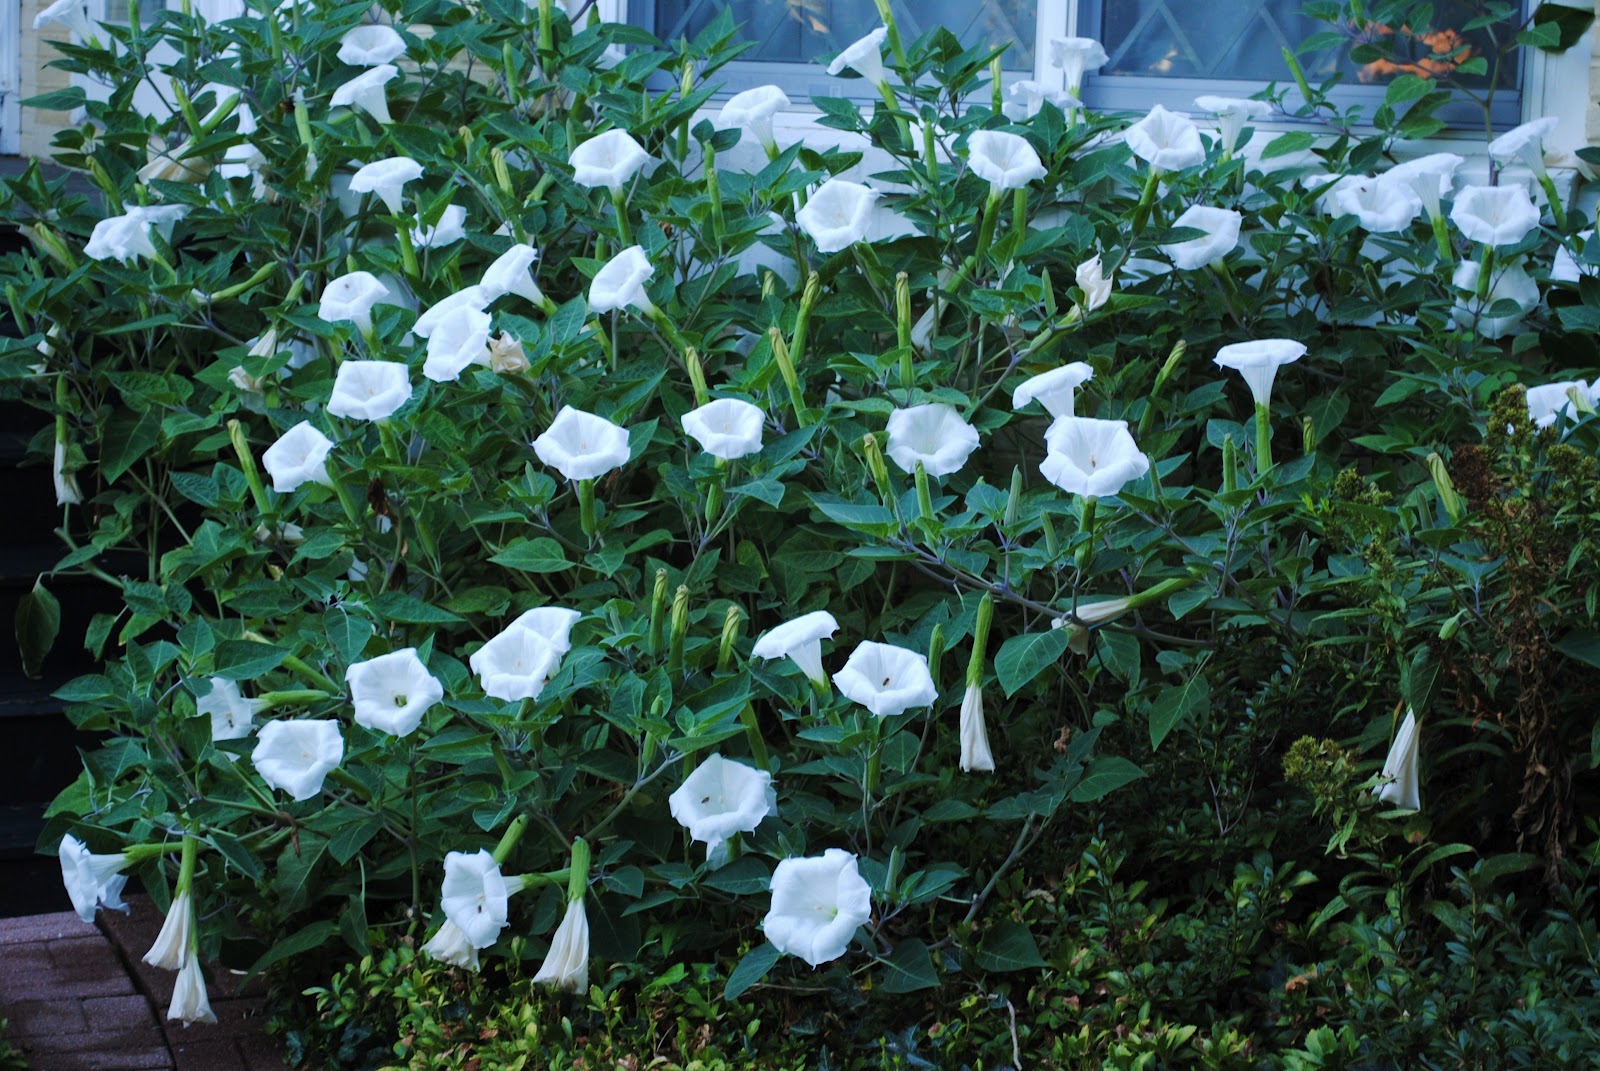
[578, 478, 597, 540]
[1137, 339, 1187, 440]
[1280, 46, 1315, 110]
[973, 189, 1002, 272]
[927, 623, 946, 695]
[921, 117, 940, 186]
[703, 141, 725, 247]
[1124, 577, 1194, 613]
[1254, 402, 1273, 475]
[174, 832, 198, 897]
[280, 653, 340, 694]
[966, 594, 994, 689]
[768, 328, 809, 427]
[1130, 167, 1162, 234]
[395, 226, 420, 280]
[566, 837, 591, 902]
[1534, 173, 1566, 232]
[331, 478, 364, 529]
[914, 462, 935, 528]
[209, 260, 276, 304]
[537, 0, 554, 58]
[1012, 187, 1027, 238]
[790, 272, 821, 370]
[123, 842, 174, 865]
[1474, 245, 1494, 302]
[609, 189, 633, 246]
[668, 584, 690, 677]
[225, 420, 271, 516]
[1074, 495, 1098, 573]
[491, 814, 530, 865]
[875, 80, 913, 149]
[1222, 434, 1238, 494]
[705, 460, 725, 527]
[863, 714, 882, 800]
[873, 0, 909, 70]
[256, 689, 330, 708]
[737, 703, 770, 769]
[1430, 213, 1453, 265]
[648, 569, 669, 656]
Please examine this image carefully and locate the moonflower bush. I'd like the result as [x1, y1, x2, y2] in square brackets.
[6, 0, 1600, 1047]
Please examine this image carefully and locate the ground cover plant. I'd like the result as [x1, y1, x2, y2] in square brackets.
[5, 0, 1600, 1065]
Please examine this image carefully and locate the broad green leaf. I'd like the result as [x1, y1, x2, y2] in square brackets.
[212, 640, 287, 680]
[724, 943, 781, 1000]
[995, 628, 1071, 697]
[879, 938, 939, 992]
[1069, 756, 1146, 802]
[1149, 670, 1210, 750]
[490, 537, 570, 573]
[975, 921, 1047, 972]
[15, 579, 60, 679]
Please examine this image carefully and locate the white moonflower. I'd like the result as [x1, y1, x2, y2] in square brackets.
[883, 403, 980, 477]
[1160, 205, 1242, 270]
[1012, 363, 1094, 418]
[1124, 105, 1205, 172]
[58, 834, 131, 923]
[1039, 416, 1151, 498]
[718, 85, 790, 154]
[262, 421, 334, 493]
[667, 753, 777, 865]
[588, 245, 656, 314]
[346, 648, 443, 737]
[833, 641, 938, 718]
[569, 129, 650, 193]
[348, 156, 422, 214]
[317, 271, 392, 334]
[338, 24, 406, 66]
[750, 610, 839, 686]
[965, 130, 1047, 192]
[826, 27, 889, 87]
[681, 398, 765, 460]
[763, 849, 872, 967]
[1213, 339, 1306, 409]
[329, 64, 400, 124]
[1047, 36, 1108, 96]
[795, 178, 877, 253]
[326, 360, 412, 421]
[422, 305, 492, 383]
[250, 719, 344, 800]
[1450, 185, 1541, 247]
[1375, 709, 1421, 811]
[532, 406, 631, 481]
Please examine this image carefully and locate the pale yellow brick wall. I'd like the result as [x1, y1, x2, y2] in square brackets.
[1590, 0, 1600, 144]
[19, 0, 77, 159]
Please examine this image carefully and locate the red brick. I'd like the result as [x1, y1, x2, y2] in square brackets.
[81, 994, 159, 1031]
[0, 943, 56, 1001]
[236, 1034, 287, 1071]
[0, 911, 91, 946]
[24, 1045, 173, 1070]
[170, 1037, 245, 1071]
[22, 1026, 167, 1055]
[6, 997, 89, 1034]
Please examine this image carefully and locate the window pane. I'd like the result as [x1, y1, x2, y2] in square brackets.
[1096, 0, 1516, 90]
[648, 0, 1038, 72]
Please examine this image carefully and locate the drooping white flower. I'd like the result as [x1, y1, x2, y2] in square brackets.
[750, 610, 839, 686]
[422, 305, 492, 383]
[966, 130, 1047, 192]
[681, 398, 765, 460]
[83, 206, 188, 264]
[481, 244, 545, 305]
[58, 834, 131, 923]
[532, 897, 590, 992]
[1002, 80, 1080, 121]
[487, 332, 529, 374]
[1160, 204, 1242, 270]
[1553, 230, 1596, 284]
[1213, 339, 1306, 409]
[1329, 178, 1421, 234]
[440, 849, 523, 949]
[1375, 709, 1421, 810]
[54, 439, 82, 506]
[1075, 255, 1113, 311]
[796, 178, 877, 253]
[958, 684, 993, 773]
[1193, 95, 1273, 153]
[414, 285, 488, 338]
[329, 64, 399, 124]
[588, 245, 656, 314]
[1047, 36, 1108, 96]
[196, 677, 262, 744]
[1386, 152, 1463, 221]
[421, 919, 481, 971]
[884, 403, 980, 477]
[1525, 380, 1593, 429]
[668, 753, 777, 864]
[569, 129, 650, 193]
[718, 85, 790, 154]
[34, 0, 99, 44]
[469, 626, 560, 703]
[763, 849, 872, 967]
[1039, 416, 1151, 498]
[1451, 259, 1540, 339]
[317, 271, 392, 334]
[347, 648, 443, 737]
[1487, 116, 1558, 180]
[169, 949, 216, 1026]
[826, 27, 888, 87]
[533, 406, 631, 481]
[1012, 362, 1094, 418]
[833, 641, 938, 718]
[1124, 105, 1205, 172]
[251, 719, 344, 800]
[1450, 185, 1541, 247]
[412, 204, 467, 248]
[327, 360, 412, 421]
[348, 156, 422, 214]
[338, 24, 406, 66]
[262, 421, 334, 493]
[144, 889, 196, 971]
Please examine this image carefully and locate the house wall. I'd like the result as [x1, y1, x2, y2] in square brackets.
[1590, 0, 1600, 146]
[19, 0, 76, 159]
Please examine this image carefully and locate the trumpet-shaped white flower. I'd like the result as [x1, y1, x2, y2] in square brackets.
[1375, 709, 1421, 810]
[533, 406, 631, 481]
[958, 684, 993, 773]
[1213, 339, 1306, 408]
[262, 421, 334, 493]
[329, 64, 399, 124]
[1193, 95, 1272, 152]
[1553, 230, 1596, 284]
[348, 156, 422, 214]
[668, 753, 777, 864]
[1047, 36, 1108, 95]
[1450, 185, 1541, 247]
[1160, 205, 1241, 270]
[414, 286, 488, 338]
[196, 677, 264, 744]
[1075, 255, 1113, 311]
[763, 849, 872, 967]
[317, 271, 392, 334]
[58, 834, 131, 923]
[1125, 105, 1205, 172]
[1012, 362, 1094, 418]
[569, 129, 650, 193]
[469, 626, 561, 702]
[338, 24, 406, 66]
[1040, 416, 1151, 498]
[682, 398, 765, 460]
[532, 898, 590, 992]
[833, 641, 938, 718]
[588, 245, 656, 314]
[826, 27, 888, 87]
[34, 0, 100, 44]
[884, 403, 980, 477]
[169, 950, 216, 1026]
[1002, 80, 1080, 121]
[503, 606, 583, 655]
[423, 305, 492, 383]
[1525, 380, 1594, 429]
[1487, 116, 1558, 179]
[1386, 152, 1463, 221]
[144, 890, 196, 971]
[412, 204, 467, 248]
[718, 85, 790, 153]
[421, 919, 481, 971]
[1329, 178, 1421, 234]
[347, 648, 443, 737]
[54, 440, 82, 506]
[1451, 259, 1540, 340]
[327, 360, 412, 421]
[481, 244, 544, 305]
[441, 849, 523, 949]
[966, 130, 1046, 192]
[251, 719, 344, 800]
[750, 610, 838, 686]
[796, 178, 877, 253]
[84, 206, 189, 264]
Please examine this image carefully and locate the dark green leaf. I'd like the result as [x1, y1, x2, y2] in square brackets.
[15, 579, 60, 679]
[975, 921, 1047, 972]
[724, 942, 780, 1000]
[879, 938, 939, 992]
[995, 629, 1071, 697]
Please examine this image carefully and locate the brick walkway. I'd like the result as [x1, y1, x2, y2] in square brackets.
[0, 898, 287, 1071]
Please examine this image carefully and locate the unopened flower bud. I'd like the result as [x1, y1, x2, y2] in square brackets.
[649, 569, 670, 655]
[1003, 466, 1022, 528]
[862, 433, 893, 505]
[1426, 452, 1465, 524]
[488, 331, 529, 374]
[1222, 435, 1238, 495]
[685, 346, 708, 406]
[668, 585, 691, 675]
[718, 605, 743, 672]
